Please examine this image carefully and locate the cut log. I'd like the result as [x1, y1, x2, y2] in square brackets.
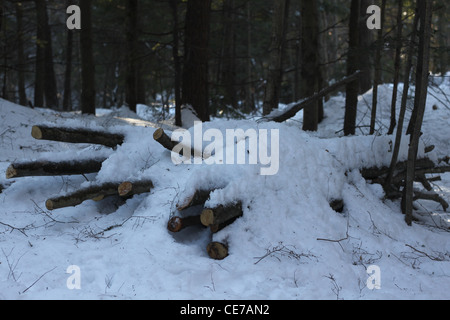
[207, 241, 229, 260]
[167, 215, 202, 232]
[153, 128, 177, 153]
[261, 71, 361, 123]
[46, 180, 154, 210]
[200, 202, 243, 227]
[118, 180, 154, 197]
[153, 128, 201, 158]
[177, 189, 212, 211]
[6, 158, 106, 179]
[46, 182, 122, 210]
[210, 215, 241, 233]
[31, 125, 124, 148]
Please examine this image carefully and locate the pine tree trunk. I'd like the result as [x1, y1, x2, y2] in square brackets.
[170, 0, 182, 127]
[343, 0, 360, 136]
[182, 0, 211, 122]
[262, 0, 290, 116]
[34, 0, 45, 108]
[63, 19, 73, 111]
[387, 0, 404, 135]
[301, 0, 320, 131]
[369, 0, 386, 135]
[80, 0, 96, 114]
[16, 2, 27, 107]
[125, 0, 138, 113]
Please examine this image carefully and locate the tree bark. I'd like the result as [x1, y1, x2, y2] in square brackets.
[369, 0, 386, 135]
[301, 0, 320, 131]
[31, 125, 125, 148]
[262, 0, 290, 116]
[170, 0, 182, 127]
[384, 6, 420, 191]
[80, 0, 96, 114]
[16, 2, 27, 107]
[182, 0, 211, 122]
[387, 0, 404, 135]
[177, 189, 212, 211]
[343, 0, 361, 136]
[404, 0, 433, 226]
[63, 3, 73, 112]
[125, 0, 138, 113]
[6, 158, 105, 179]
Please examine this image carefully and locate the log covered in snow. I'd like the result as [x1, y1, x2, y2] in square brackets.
[200, 202, 243, 227]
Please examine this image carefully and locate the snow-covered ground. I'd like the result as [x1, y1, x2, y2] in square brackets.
[0, 78, 449, 300]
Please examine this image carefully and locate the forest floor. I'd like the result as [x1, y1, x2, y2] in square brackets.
[0, 77, 449, 300]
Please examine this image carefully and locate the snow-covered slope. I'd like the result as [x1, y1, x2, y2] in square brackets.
[0, 78, 449, 300]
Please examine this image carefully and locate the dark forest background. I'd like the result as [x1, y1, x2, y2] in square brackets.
[0, 0, 448, 126]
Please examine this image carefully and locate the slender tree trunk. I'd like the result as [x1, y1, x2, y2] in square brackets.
[63, 20, 73, 111]
[387, 0, 404, 135]
[222, 0, 237, 110]
[80, 0, 95, 114]
[16, 2, 27, 106]
[369, 0, 386, 135]
[34, 0, 45, 108]
[404, 0, 432, 226]
[262, 0, 290, 116]
[301, 0, 320, 131]
[358, 0, 374, 94]
[244, 1, 255, 112]
[182, 0, 212, 122]
[125, 0, 138, 113]
[42, 1, 58, 109]
[385, 6, 419, 191]
[170, 0, 182, 127]
[343, 0, 360, 136]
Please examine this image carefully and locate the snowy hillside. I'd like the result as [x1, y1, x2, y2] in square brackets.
[0, 80, 449, 300]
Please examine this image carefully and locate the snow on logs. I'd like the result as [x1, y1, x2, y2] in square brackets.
[31, 125, 125, 148]
[45, 180, 154, 211]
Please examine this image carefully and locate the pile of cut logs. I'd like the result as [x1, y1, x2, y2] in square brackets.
[3, 124, 450, 260]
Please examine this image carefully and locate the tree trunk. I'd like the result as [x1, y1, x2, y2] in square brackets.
[343, 0, 360, 136]
[42, 1, 58, 109]
[16, 2, 27, 107]
[262, 0, 290, 116]
[170, 0, 182, 127]
[404, 0, 432, 226]
[369, 0, 386, 135]
[358, 0, 374, 94]
[387, 0, 404, 135]
[34, 0, 45, 108]
[63, 8, 73, 112]
[125, 0, 138, 113]
[182, 0, 211, 122]
[80, 0, 96, 114]
[385, 6, 419, 191]
[301, 0, 320, 131]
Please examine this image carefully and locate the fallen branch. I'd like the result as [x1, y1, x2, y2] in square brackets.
[261, 71, 361, 123]
[153, 128, 200, 158]
[413, 190, 449, 212]
[31, 125, 124, 148]
[6, 158, 106, 179]
[46, 180, 153, 210]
